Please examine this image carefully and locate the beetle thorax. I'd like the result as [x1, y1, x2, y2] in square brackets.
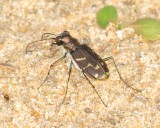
[63, 37, 80, 52]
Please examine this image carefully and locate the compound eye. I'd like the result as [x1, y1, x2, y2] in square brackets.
[55, 36, 63, 46]
[55, 36, 62, 43]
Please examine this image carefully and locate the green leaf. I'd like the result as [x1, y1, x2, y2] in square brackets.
[96, 5, 118, 29]
[129, 18, 160, 40]
[118, 22, 125, 30]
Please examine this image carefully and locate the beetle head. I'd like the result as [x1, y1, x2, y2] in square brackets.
[55, 31, 71, 46]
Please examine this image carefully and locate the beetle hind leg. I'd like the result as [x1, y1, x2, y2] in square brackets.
[103, 56, 142, 92]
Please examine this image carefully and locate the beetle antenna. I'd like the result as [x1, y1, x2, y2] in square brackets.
[26, 33, 57, 54]
[41, 33, 56, 40]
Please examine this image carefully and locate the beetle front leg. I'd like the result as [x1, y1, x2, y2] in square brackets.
[38, 52, 67, 89]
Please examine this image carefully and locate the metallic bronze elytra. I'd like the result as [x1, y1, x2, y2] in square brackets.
[26, 31, 141, 108]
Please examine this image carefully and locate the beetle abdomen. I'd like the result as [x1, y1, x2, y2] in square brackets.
[71, 44, 109, 79]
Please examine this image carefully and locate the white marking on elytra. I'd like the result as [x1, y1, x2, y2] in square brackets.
[85, 63, 100, 70]
[95, 65, 100, 70]
[75, 57, 86, 61]
[101, 62, 104, 66]
[106, 72, 110, 76]
[69, 54, 81, 70]
[94, 74, 99, 78]
[86, 63, 92, 68]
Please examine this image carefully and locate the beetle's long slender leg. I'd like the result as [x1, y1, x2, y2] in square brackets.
[60, 61, 73, 106]
[82, 72, 108, 108]
[103, 56, 141, 92]
[38, 52, 67, 89]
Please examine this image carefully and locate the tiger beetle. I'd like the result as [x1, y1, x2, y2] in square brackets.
[26, 31, 141, 108]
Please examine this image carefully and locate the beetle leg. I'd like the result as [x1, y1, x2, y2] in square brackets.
[103, 56, 142, 92]
[60, 61, 73, 106]
[82, 72, 108, 108]
[38, 52, 67, 89]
